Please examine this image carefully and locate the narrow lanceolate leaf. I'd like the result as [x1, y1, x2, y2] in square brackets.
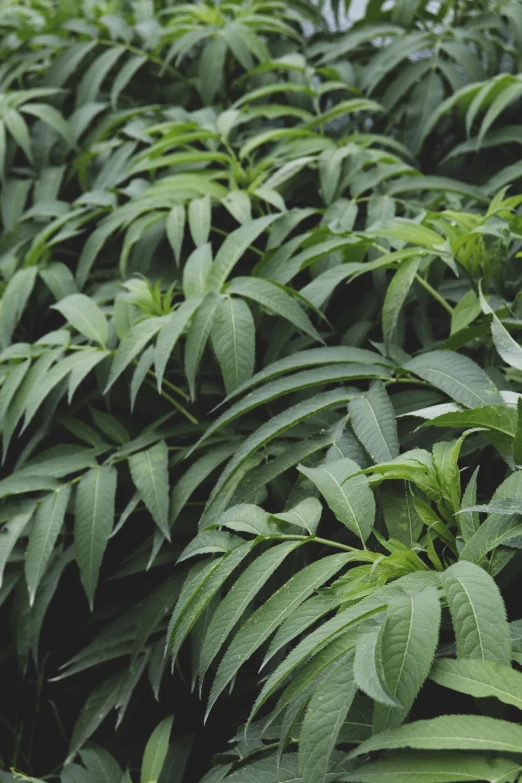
[169, 543, 254, 661]
[273, 498, 322, 536]
[53, 294, 108, 346]
[381, 484, 423, 547]
[349, 381, 399, 463]
[0, 505, 35, 588]
[299, 652, 356, 783]
[299, 458, 375, 543]
[405, 351, 502, 408]
[350, 714, 522, 757]
[106, 316, 169, 391]
[354, 631, 397, 707]
[141, 716, 173, 783]
[439, 561, 511, 665]
[206, 215, 277, 292]
[426, 406, 517, 437]
[430, 658, 522, 711]
[128, 442, 170, 540]
[209, 390, 357, 502]
[199, 540, 302, 680]
[479, 286, 522, 371]
[374, 587, 441, 731]
[207, 553, 352, 716]
[341, 752, 522, 782]
[382, 257, 420, 350]
[459, 467, 480, 543]
[184, 294, 220, 400]
[67, 672, 124, 763]
[154, 295, 204, 390]
[25, 485, 71, 605]
[211, 296, 255, 395]
[74, 466, 117, 610]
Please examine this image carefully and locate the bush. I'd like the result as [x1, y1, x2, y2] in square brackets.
[2, 0, 522, 781]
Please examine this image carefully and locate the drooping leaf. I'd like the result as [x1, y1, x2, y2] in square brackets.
[128, 442, 170, 540]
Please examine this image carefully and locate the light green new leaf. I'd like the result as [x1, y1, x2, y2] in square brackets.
[439, 561, 511, 665]
[405, 351, 502, 408]
[128, 442, 170, 540]
[199, 540, 302, 680]
[374, 587, 441, 731]
[74, 466, 117, 610]
[25, 485, 71, 606]
[298, 458, 375, 543]
[459, 467, 480, 543]
[211, 297, 255, 394]
[349, 381, 399, 463]
[350, 714, 522, 757]
[207, 553, 352, 716]
[341, 752, 522, 782]
[141, 716, 173, 783]
[430, 658, 522, 711]
[299, 652, 356, 783]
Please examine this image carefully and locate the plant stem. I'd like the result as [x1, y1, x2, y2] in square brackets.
[415, 274, 454, 314]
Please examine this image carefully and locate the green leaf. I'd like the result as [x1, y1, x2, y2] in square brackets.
[405, 351, 502, 408]
[272, 498, 322, 535]
[426, 406, 517, 437]
[350, 714, 522, 757]
[182, 245, 213, 299]
[106, 316, 169, 391]
[199, 540, 302, 680]
[354, 630, 398, 707]
[154, 295, 204, 391]
[192, 364, 386, 455]
[25, 485, 71, 606]
[374, 587, 441, 731]
[479, 288, 522, 371]
[67, 672, 125, 763]
[381, 484, 423, 547]
[460, 467, 480, 543]
[0, 267, 38, 349]
[0, 505, 35, 588]
[348, 381, 399, 463]
[211, 297, 255, 394]
[166, 204, 186, 266]
[430, 658, 522, 711]
[206, 216, 277, 292]
[209, 389, 357, 503]
[53, 293, 108, 346]
[141, 716, 173, 783]
[128, 442, 170, 540]
[439, 561, 511, 665]
[184, 294, 220, 400]
[74, 466, 118, 610]
[80, 747, 122, 783]
[226, 277, 322, 343]
[341, 753, 522, 782]
[207, 553, 353, 716]
[299, 652, 356, 783]
[188, 195, 211, 246]
[382, 258, 420, 350]
[298, 458, 375, 544]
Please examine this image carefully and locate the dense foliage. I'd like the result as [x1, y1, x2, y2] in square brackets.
[3, 0, 522, 780]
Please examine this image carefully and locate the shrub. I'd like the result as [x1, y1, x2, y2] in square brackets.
[2, 0, 522, 781]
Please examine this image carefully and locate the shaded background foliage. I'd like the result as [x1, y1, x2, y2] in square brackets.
[3, 0, 522, 781]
